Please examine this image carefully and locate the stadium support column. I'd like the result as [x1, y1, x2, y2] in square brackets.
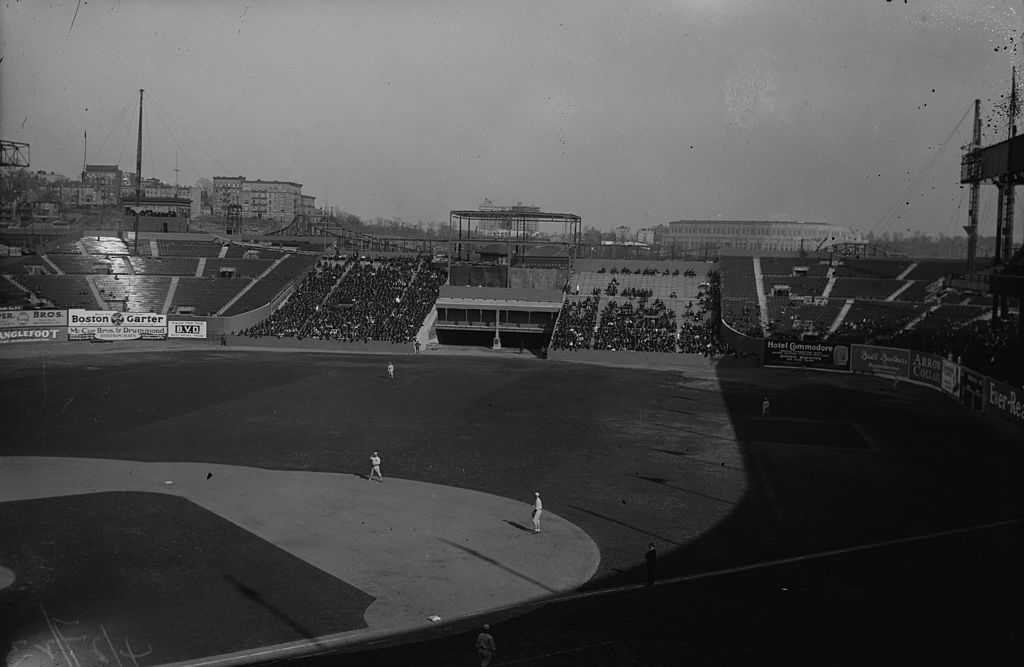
[493, 313, 501, 349]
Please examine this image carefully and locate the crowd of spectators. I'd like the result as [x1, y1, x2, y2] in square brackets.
[593, 297, 678, 352]
[549, 296, 599, 350]
[595, 267, 695, 276]
[677, 280, 727, 355]
[130, 210, 180, 217]
[239, 254, 447, 344]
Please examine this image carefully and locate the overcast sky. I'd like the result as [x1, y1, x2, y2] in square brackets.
[1, 1, 1021, 238]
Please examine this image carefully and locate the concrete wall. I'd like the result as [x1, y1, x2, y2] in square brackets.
[546, 348, 717, 368]
[225, 334, 414, 354]
[718, 319, 765, 364]
[509, 267, 569, 290]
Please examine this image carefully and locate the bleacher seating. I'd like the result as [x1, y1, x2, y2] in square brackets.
[896, 280, 929, 302]
[80, 237, 129, 255]
[903, 260, 967, 282]
[239, 255, 445, 342]
[833, 259, 911, 279]
[170, 278, 247, 316]
[0, 256, 53, 275]
[156, 240, 222, 257]
[828, 278, 904, 300]
[202, 258, 276, 278]
[46, 254, 117, 275]
[719, 256, 762, 337]
[763, 275, 830, 298]
[222, 244, 287, 260]
[221, 254, 320, 316]
[92, 276, 172, 313]
[759, 258, 830, 277]
[130, 257, 201, 276]
[828, 300, 926, 342]
[0, 277, 30, 307]
[593, 297, 678, 352]
[16, 275, 97, 309]
[569, 269, 703, 302]
[765, 297, 845, 337]
[44, 239, 85, 254]
[909, 304, 987, 335]
[550, 296, 599, 350]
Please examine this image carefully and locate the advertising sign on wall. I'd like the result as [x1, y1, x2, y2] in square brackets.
[168, 321, 207, 339]
[0, 309, 68, 328]
[0, 327, 67, 345]
[986, 377, 1024, 429]
[908, 351, 945, 390]
[68, 310, 167, 341]
[850, 344, 910, 379]
[764, 340, 850, 371]
[941, 358, 960, 396]
[960, 367, 987, 412]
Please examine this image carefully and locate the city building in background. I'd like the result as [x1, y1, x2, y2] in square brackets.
[664, 220, 860, 253]
[82, 164, 122, 206]
[212, 176, 310, 222]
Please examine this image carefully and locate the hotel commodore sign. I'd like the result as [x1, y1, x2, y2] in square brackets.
[764, 340, 851, 371]
[68, 310, 167, 341]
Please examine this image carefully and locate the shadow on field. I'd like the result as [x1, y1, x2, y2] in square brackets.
[294, 361, 1023, 666]
[503, 519, 535, 534]
[225, 574, 328, 649]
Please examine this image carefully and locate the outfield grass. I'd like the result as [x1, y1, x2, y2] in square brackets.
[1, 347, 1020, 665]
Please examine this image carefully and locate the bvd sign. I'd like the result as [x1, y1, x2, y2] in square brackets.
[168, 321, 207, 339]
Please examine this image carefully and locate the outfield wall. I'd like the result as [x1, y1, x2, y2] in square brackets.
[546, 348, 718, 368]
[224, 335, 413, 353]
[757, 337, 1023, 431]
[719, 319, 765, 364]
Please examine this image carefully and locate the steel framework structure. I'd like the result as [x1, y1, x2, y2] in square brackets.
[0, 140, 30, 167]
[448, 208, 581, 262]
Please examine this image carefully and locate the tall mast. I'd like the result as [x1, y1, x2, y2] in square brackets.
[1000, 67, 1017, 263]
[82, 130, 87, 181]
[965, 99, 982, 272]
[134, 89, 144, 255]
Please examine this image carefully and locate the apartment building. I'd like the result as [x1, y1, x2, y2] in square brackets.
[212, 176, 309, 222]
[82, 164, 122, 206]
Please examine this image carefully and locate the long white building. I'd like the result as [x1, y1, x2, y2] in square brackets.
[665, 220, 859, 252]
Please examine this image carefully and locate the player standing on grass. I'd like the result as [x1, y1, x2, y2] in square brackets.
[531, 492, 543, 533]
[387, 362, 395, 379]
[369, 452, 383, 482]
[761, 395, 770, 417]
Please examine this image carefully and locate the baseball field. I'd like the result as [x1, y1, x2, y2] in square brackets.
[1, 343, 1021, 666]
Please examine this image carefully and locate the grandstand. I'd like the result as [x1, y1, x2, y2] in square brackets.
[1, 236, 1022, 666]
[0, 234, 323, 320]
[239, 254, 446, 343]
[719, 256, 762, 337]
[716, 252, 1020, 385]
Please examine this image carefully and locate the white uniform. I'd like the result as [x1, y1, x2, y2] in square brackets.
[532, 493, 543, 533]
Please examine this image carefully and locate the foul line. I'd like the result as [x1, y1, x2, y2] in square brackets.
[558, 517, 1023, 604]
[179, 517, 1020, 667]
